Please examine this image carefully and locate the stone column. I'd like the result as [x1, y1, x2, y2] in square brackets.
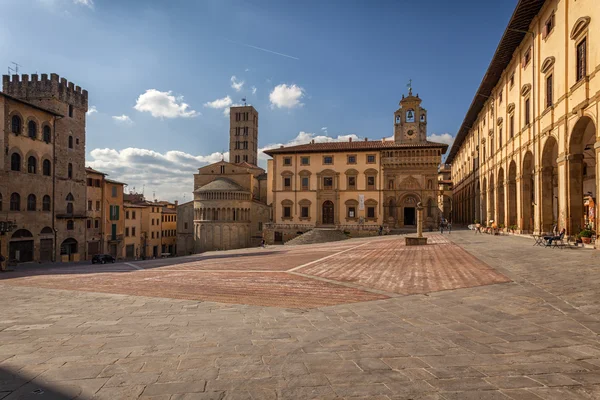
[417, 206, 423, 238]
[557, 155, 568, 233]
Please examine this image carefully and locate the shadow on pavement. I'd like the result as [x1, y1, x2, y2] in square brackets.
[0, 365, 75, 399]
[0, 250, 286, 279]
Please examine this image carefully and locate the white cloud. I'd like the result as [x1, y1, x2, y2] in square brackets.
[134, 89, 199, 119]
[112, 115, 133, 124]
[87, 148, 226, 203]
[230, 76, 244, 92]
[204, 96, 232, 109]
[85, 131, 359, 202]
[245, 68, 250, 72]
[86, 105, 98, 116]
[73, 0, 94, 9]
[427, 133, 455, 146]
[269, 84, 304, 109]
[251, 86, 257, 95]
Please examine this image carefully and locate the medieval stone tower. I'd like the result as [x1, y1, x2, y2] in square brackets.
[3, 73, 88, 256]
[393, 88, 428, 144]
[229, 105, 258, 165]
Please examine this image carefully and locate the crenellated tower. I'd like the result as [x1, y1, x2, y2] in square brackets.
[393, 88, 428, 144]
[3, 73, 89, 250]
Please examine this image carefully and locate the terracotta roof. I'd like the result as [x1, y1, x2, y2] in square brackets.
[0, 92, 63, 116]
[264, 140, 448, 156]
[234, 161, 260, 168]
[105, 178, 127, 185]
[85, 167, 106, 176]
[194, 178, 247, 193]
[446, 0, 547, 164]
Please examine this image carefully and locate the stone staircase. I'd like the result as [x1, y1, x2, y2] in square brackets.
[285, 228, 349, 246]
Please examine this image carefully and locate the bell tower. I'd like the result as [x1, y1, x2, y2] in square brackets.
[229, 105, 259, 165]
[393, 88, 428, 143]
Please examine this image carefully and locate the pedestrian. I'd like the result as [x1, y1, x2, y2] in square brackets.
[261, 238, 266, 248]
[448, 221, 452, 234]
[440, 218, 445, 234]
[378, 225, 383, 236]
[0, 253, 5, 271]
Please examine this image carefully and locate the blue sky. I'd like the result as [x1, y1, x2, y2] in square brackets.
[1, 0, 516, 201]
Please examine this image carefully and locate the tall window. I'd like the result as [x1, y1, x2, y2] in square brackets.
[112, 186, 117, 197]
[301, 176, 309, 190]
[28, 156, 37, 174]
[10, 193, 20, 211]
[576, 38, 587, 82]
[68, 163, 73, 179]
[367, 176, 375, 190]
[43, 160, 51, 176]
[524, 98, 531, 125]
[27, 194, 36, 211]
[67, 220, 74, 230]
[43, 126, 51, 143]
[68, 136, 73, 149]
[11, 115, 21, 134]
[509, 115, 515, 139]
[283, 177, 291, 189]
[283, 206, 291, 218]
[28, 121, 37, 139]
[42, 195, 51, 211]
[11, 153, 21, 172]
[546, 74, 553, 108]
[67, 203, 74, 214]
[323, 177, 333, 189]
[0, 193, 2, 211]
[68, 105, 73, 118]
[347, 176, 356, 190]
[88, 200, 92, 211]
[498, 127, 503, 149]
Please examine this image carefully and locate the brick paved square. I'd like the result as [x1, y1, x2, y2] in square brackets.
[0, 231, 598, 398]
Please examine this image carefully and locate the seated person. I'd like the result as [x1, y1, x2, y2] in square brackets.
[546, 228, 565, 246]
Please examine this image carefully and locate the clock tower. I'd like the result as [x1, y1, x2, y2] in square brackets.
[393, 88, 428, 144]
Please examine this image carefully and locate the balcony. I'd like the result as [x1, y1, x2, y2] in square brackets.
[107, 234, 124, 242]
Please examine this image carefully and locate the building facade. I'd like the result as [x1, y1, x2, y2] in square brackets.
[1, 73, 88, 263]
[264, 91, 448, 243]
[124, 203, 143, 259]
[448, 0, 599, 245]
[176, 201, 194, 256]
[85, 168, 126, 259]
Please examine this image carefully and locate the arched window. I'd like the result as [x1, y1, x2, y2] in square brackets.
[10, 153, 21, 171]
[10, 193, 20, 211]
[67, 220, 74, 230]
[67, 203, 73, 214]
[66, 193, 74, 201]
[42, 195, 51, 211]
[43, 159, 51, 176]
[11, 115, 21, 134]
[28, 156, 37, 174]
[28, 121, 37, 139]
[43, 126, 51, 143]
[68, 136, 73, 149]
[27, 194, 36, 211]
[68, 163, 73, 179]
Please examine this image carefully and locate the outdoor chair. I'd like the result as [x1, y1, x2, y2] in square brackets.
[545, 230, 566, 249]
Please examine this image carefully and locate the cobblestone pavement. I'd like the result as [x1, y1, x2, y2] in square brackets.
[0, 234, 508, 308]
[0, 231, 598, 399]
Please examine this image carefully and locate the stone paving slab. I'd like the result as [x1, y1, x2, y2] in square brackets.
[0, 230, 597, 398]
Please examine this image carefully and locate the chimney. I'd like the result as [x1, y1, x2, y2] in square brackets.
[349, 137, 352, 142]
[174, 200, 179, 206]
[364, 138, 368, 142]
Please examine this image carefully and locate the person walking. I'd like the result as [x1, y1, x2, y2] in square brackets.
[448, 221, 452, 234]
[378, 225, 383, 236]
[440, 218, 445, 234]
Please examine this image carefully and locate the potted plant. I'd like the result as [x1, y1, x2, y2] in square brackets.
[579, 229, 594, 244]
[509, 224, 518, 234]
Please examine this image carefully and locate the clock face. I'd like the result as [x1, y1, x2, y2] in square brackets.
[407, 130, 414, 136]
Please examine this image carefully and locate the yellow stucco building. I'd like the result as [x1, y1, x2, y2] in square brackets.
[85, 167, 126, 259]
[448, 0, 599, 246]
[264, 90, 448, 243]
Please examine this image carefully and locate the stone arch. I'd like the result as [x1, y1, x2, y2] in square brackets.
[541, 136, 559, 232]
[508, 160, 518, 227]
[488, 173, 495, 225]
[567, 116, 597, 234]
[522, 151, 535, 232]
[497, 167, 505, 227]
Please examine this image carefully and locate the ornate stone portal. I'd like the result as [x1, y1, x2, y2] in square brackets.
[405, 202, 428, 246]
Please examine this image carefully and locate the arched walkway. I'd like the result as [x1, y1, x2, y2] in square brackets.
[9, 229, 34, 262]
[541, 136, 559, 233]
[567, 116, 597, 234]
[522, 151, 535, 232]
[508, 160, 518, 227]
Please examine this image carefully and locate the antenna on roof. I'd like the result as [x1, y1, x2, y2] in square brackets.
[242, 97, 247, 106]
[142, 184, 145, 195]
[153, 191, 156, 200]
[8, 61, 22, 75]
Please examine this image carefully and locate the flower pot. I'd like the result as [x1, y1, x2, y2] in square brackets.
[581, 237, 591, 245]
